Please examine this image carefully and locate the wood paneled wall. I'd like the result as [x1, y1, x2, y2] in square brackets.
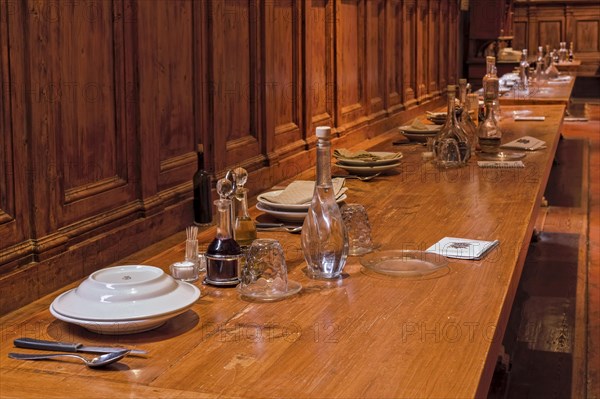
[513, 0, 600, 76]
[0, 0, 459, 315]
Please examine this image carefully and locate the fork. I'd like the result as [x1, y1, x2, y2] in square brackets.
[256, 223, 302, 233]
[333, 173, 382, 181]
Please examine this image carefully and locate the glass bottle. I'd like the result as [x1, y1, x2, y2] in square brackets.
[558, 42, 568, 63]
[301, 126, 348, 279]
[477, 99, 502, 154]
[535, 46, 545, 81]
[544, 44, 552, 70]
[432, 85, 471, 168]
[552, 49, 559, 64]
[205, 178, 242, 286]
[518, 49, 529, 90]
[468, 93, 480, 127]
[483, 56, 501, 121]
[232, 167, 257, 247]
[568, 42, 574, 62]
[193, 144, 212, 225]
[460, 93, 478, 152]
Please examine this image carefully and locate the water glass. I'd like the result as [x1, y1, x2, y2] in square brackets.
[340, 203, 374, 256]
[240, 239, 288, 296]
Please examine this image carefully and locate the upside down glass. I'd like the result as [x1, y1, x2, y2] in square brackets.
[240, 239, 288, 296]
[341, 204, 374, 256]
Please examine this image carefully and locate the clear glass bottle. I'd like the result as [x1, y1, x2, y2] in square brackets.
[544, 44, 552, 69]
[232, 167, 257, 247]
[552, 48, 559, 64]
[460, 93, 478, 152]
[518, 49, 529, 90]
[477, 99, 502, 154]
[432, 85, 471, 168]
[558, 42, 568, 63]
[193, 144, 213, 225]
[535, 46, 545, 81]
[301, 126, 348, 279]
[568, 41, 574, 62]
[205, 178, 242, 286]
[483, 56, 501, 121]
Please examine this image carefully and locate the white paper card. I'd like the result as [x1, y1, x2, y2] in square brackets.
[500, 136, 546, 151]
[426, 237, 500, 260]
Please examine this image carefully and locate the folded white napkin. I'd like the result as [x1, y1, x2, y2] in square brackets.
[500, 136, 546, 151]
[426, 237, 499, 260]
[410, 118, 429, 130]
[477, 161, 525, 168]
[333, 149, 402, 161]
[261, 178, 346, 205]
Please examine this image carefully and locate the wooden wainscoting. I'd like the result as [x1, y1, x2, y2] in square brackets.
[0, 0, 458, 315]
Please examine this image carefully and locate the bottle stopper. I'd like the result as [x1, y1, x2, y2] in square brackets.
[233, 167, 248, 189]
[216, 178, 234, 200]
[316, 126, 331, 139]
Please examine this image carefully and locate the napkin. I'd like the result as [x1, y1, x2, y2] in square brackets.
[410, 118, 429, 130]
[500, 136, 546, 151]
[333, 149, 402, 162]
[261, 178, 346, 205]
[426, 237, 499, 260]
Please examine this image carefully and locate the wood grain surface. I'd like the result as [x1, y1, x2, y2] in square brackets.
[0, 104, 565, 398]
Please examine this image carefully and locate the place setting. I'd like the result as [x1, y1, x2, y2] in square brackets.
[333, 148, 403, 176]
[398, 117, 442, 142]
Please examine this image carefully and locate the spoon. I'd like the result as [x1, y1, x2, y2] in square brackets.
[333, 173, 381, 181]
[8, 349, 130, 368]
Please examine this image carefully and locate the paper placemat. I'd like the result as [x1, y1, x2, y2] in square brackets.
[426, 237, 499, 260]
[477, 161, 525, 168]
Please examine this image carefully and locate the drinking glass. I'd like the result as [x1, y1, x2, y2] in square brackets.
[341, 204, 374, 256]
[240, 239, 288, 296]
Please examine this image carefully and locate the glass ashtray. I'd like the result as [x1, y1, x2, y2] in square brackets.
[477, 151, 526, 161]
[360, 250, 448, 277]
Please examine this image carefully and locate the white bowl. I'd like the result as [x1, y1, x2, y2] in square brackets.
[51, 265, 201, 321]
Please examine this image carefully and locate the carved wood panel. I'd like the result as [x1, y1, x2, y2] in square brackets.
[366, 0, 386, 120]
[574, 20, 599, 52]
[386, 0, 403, 114]
[438, 0, 448, 91]
[263, 0, 303, 159]
[336, 0, 367, 131]
[137, 0, 197, 194]
[416, 0, 428, 102]
[206, 0, 261, 171]
[304, 0, 335, 139]
[403, 0, 417, 108]
[428, 0, 439, 96]
[23, 0, 137, 234]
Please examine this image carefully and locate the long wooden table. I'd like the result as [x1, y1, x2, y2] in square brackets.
[0, 105, 565, 398]
[497, 76, 575, 105]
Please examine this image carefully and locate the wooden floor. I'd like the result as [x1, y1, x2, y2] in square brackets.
[495, 102, 600, 399]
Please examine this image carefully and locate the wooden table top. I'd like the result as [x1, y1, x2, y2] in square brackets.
[0, 105, 565, 399]
[497, 76, 575, 105]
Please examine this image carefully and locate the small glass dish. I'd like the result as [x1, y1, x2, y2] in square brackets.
[478, 151, 526, 161]
[360, 250, 448, 277]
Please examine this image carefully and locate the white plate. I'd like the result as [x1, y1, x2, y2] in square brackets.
[238, 279, 302, 302]
[398, 125, 442, 134]
[257, 191, 347, 212]
[401, 131, 438, 143]
[49, 305, 188, 335]
[335, 162, 401, 176]
[51, 266, 201, 321]
[334, 152, 403, 166]
[256, 202, 309, 223]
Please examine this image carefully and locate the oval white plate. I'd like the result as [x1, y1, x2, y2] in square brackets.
[398, 124, 442, 134]
[256, 202, 307, 222]
[49, 305, 187, 335]
[51, 271, 200, 321]
[401, 131, 438, 143]
[334, 152, 403, 166]
[257, 191, 347, 212]
[334, 162, 401, 176]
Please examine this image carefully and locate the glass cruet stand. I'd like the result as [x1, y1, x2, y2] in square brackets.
[205, 178, 242, 286]
[232, 167, 257, 247]
[477, 99, 502, 154]
[301, 126, 348, 279]
[432, 85, 471, 168]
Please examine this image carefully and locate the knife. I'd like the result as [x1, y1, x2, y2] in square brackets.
[14, 337, 148, 356]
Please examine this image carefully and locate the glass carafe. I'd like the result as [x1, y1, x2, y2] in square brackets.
[232, 167, 257, 247]
[205, 178, 242, 286]
[535, 46, 545, 81]
[518, 49, 529, 90]
[460, 93, 478, 152]
[477, 99, 502, 154]
[558, 42, 568, 63]
[568, 42, 574, 62]
[301, 126, 348, 279]
[432, 85, 471, 168]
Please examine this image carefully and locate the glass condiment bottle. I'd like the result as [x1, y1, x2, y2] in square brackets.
[558, 42, 568, 63]
[301, 126, 348, 279]
[535, 46, 545, 81]
[205, 178, 242, 286]
[518, 49, 529, 90]
[193, 144, 213, 225]
[568, 41, 574, 62]
[477, 99, 502, 154]
[483, 56, 501, 122]
[544, 44, 552, 69]
[432, 85, 471, 168]
[232, 167, 257, 247]
[460, 93, 478, 152]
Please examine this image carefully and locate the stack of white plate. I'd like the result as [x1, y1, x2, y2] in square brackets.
[256, 190, 347, 223]
[50, 265, 200, 335]
[334, 151, 403, 176]
[398, 124, 442, 142]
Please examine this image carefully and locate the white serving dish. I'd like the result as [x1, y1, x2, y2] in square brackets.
[51, 265, 201, 321]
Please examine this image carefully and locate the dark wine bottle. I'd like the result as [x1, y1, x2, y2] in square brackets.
[193, 144, 213, 225]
